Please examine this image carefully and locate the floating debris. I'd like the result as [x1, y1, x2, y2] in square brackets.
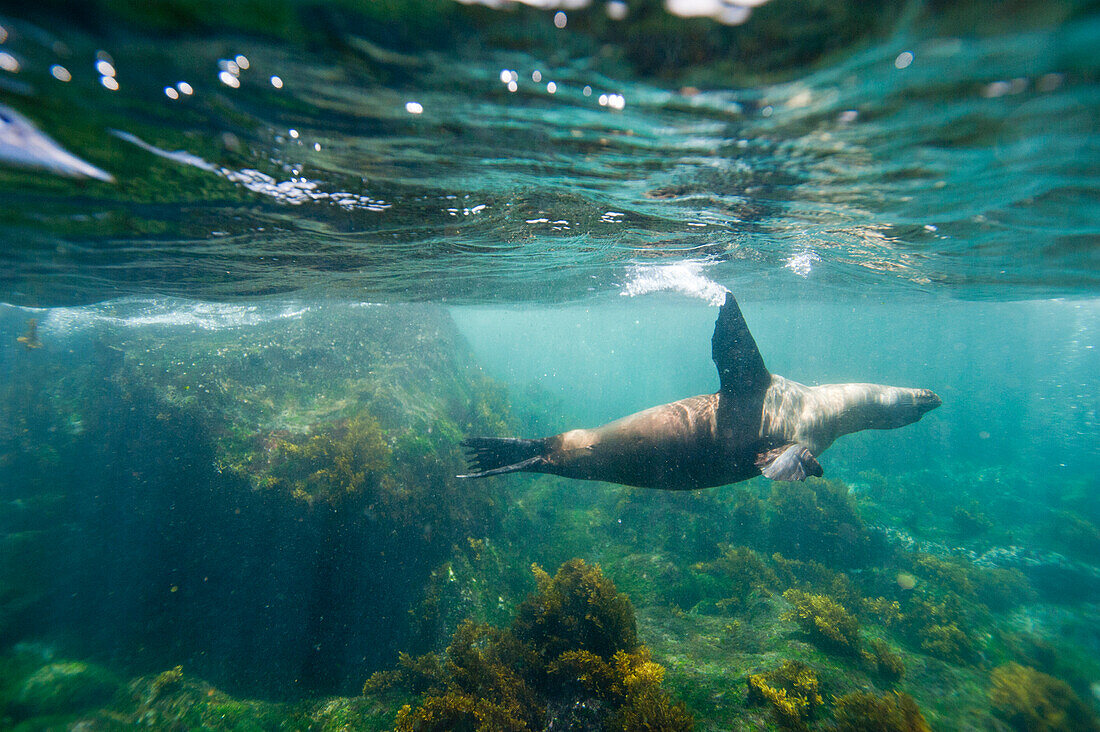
[16, 318, 41, 349]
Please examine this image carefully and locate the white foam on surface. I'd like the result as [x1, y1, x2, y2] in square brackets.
[784, 250, 820, 278]
[620, 260, 728, 305]
[16, 298, 312, 333]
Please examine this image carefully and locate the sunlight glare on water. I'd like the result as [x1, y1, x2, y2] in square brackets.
[0, 1, 1094, 305]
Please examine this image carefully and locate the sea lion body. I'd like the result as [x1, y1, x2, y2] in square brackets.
[461, 294, 941, 490]
[543, 394, 731, 490]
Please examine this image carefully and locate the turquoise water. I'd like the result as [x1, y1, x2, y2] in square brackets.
[1, 1, 1099, 729]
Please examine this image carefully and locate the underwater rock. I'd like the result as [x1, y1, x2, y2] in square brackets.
[14, 660, 120, 717]
[975, 546, 1100, 601]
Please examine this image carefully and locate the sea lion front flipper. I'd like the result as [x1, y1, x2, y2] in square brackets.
[755, 444, 823, 481]
[711, 292, 770, 397]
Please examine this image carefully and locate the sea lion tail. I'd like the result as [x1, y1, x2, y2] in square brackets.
[458, 437, 547, 479]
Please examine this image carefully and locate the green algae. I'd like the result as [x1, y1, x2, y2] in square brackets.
[13, 661, 120, 719]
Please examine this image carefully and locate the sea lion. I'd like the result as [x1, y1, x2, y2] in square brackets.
[460, 293, 940, 490]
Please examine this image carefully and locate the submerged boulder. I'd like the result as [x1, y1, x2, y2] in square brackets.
[15, 661, 119, 717]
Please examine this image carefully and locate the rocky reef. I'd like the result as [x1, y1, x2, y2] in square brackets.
[0, 303, 519, 697]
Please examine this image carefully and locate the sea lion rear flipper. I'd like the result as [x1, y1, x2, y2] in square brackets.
[756, 444, 823, 482]
[712, 292, 770, 397]
[458, 437, 548, 479]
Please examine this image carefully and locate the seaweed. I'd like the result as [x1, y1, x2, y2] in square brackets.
[767, 479, 872, 569]
[261, 415, 392, 507]
[862, 639, 906, 683]
[377, 559, 692, 731]
[896, 593, 978, 665]
[513, 559, 639, 664]
[989, 663, 1100, 732]
[693, 545, 781, 612]
[782, 589, 862, 657]
[952, 502, 993, 537]
[832, 690, 931, 732]
[746, 660, 822, 730]
[1042, 511, 1100, 561]
[150, 665, 184, 700]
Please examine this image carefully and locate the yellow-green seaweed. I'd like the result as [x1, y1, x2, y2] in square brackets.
[989, 663, 1100, 732]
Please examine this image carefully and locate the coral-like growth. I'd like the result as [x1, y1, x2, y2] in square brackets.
[989, 663, 1100, 732]
[782, 589, 862, 656]
[832, 690, 931, 732]
[380, 559, 692, 731]
[746, 661, 822, 731]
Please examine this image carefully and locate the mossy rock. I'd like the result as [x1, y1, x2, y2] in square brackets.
[14, 661, 120, 717]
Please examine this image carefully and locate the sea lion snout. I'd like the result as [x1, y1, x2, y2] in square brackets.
[914, 389, 942, 413]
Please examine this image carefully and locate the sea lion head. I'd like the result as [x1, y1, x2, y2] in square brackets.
[860, 386, 942, 429]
